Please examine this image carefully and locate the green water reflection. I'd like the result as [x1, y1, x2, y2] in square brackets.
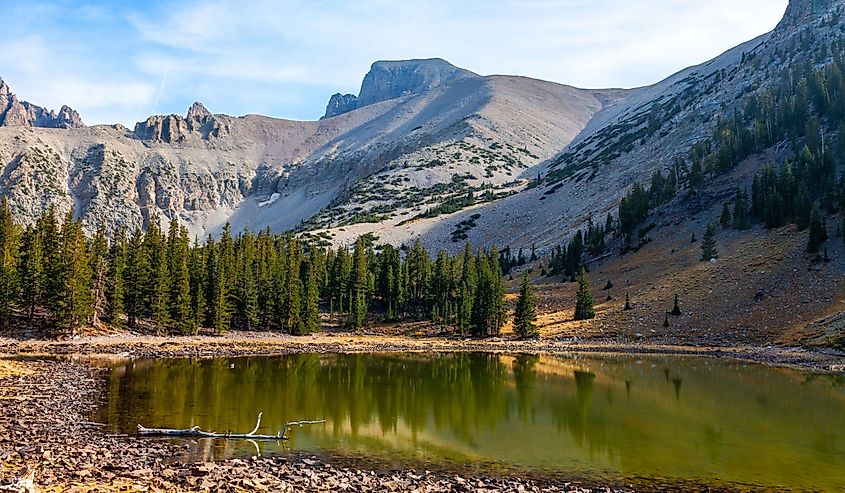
[99, 353, 845, 490]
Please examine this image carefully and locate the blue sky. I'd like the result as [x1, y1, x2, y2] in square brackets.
[0, 0, 789, 126]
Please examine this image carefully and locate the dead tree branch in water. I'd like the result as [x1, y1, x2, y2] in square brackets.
[137, 412, 325, 440]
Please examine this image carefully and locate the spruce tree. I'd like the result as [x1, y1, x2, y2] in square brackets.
[351, 237, 368, 330]
[106, 229, 126, 325]
[574, 268, 595, 321]
[0, 198, 19, 328]
[700, 224, 718, 261]
[171, 227, 193, 333]
[57, 214, 92, 331]
[514, 272, 538, 338]
[124, 229, 149, 329]
[457, 244, 476, 335]
[297, 256, 320, 335]
[720, 203, 732, 229]
[284, 237, 302, 332]
[624, 292, 632, 311]
[40, 205, 62, 321]
[671, 294, 682, 316]
[18, 226, 43, 321]
[807, 204, 828, 253]
[88, 228, 109, 326]
[144, 217, 170, 331]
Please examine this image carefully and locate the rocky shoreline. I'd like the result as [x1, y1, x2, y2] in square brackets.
[2, 331, 844, 373]
[0, 358, 630, 492]
[1, 334, 843, 491]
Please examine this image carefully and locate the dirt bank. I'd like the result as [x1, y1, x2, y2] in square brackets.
[1, 331, 843, 372]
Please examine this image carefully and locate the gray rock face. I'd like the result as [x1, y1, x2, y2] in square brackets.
[186, 101, 212, 120]
[322, 58, 477, 118]
[134, 102, 226, 142]
[777, 0, 837, 29]
[323, 93, 358, 119]
[0, 78, 84, 129]
[357, 58, 477, 107]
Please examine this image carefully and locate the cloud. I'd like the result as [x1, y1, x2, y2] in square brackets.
[0, 0, 789, 124]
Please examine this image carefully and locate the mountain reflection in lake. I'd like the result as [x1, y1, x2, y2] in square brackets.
[99, 352, 845, 490]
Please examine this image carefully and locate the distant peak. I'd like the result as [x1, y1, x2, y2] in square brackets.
[322, 58, 477, 119]
[187, 101, 212, 120]
[777, 0, 839, 30]
[0, 76, 83, 128]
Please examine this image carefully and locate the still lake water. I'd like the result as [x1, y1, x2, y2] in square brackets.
[98, 352, 845, 491]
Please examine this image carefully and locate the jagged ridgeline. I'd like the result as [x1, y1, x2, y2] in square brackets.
[0, 0, 844, 259]
[0, 199, 511, 337]
[608, 23, 845, 257]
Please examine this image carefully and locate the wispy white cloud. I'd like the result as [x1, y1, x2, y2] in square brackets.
[0, 0, 788, 125]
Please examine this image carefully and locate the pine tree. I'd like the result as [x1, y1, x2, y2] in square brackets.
[670, 294, 682, 316]
[124, 229, 149, 329]
[471, 248, 506, 336]
[57, 213, 92, 331]
[689, 159, 703, 190]
[624, 292, 632, 310]
[350, 237, 368, 330]
[297, 256, 321, 335]
[574, 268, 595, 321]
[663, 312, 670, 327]
[807, 204, 828, 253]
[88, 228, 109, 326]
[144, 217, 170, 332]
[106, 229, 126, 325]
[514, 273, 538, 338]
[700, 224, 718, 261]
[720, 203, 732, 228]
[170, 227, 193, 333]
[732, 188, 750, 230]
[0, 198, 19, 328]
[457, 244, 476, 335]
[39, 205, 62, 321]
[18, 226, 43, 321]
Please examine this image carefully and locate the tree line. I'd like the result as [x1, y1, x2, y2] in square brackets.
[603, 35, 845, 257]
[0, 201, 524, 337]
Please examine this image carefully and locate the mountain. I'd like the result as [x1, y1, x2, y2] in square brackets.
[0, 0, 839, 254]
[0, 64, 615, 239]
[404, 0, 841, 252]
[323, 58, 478, 118]
[0, 78, 83, 129]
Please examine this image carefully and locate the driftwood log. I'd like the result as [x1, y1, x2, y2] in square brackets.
[137, 412, 325, 440]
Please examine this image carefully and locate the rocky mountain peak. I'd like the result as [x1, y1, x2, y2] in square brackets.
[134, 102, 225, 143]
[777, 0, 840, 31]
[0, 77, 84, 129]
[187, 101, 212, 120]
[323, 93, 358, 119]
[56, 105, 84, 128]
[322, 58, 478, 118]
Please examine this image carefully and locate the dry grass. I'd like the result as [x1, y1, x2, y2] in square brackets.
[519, 215, 845, 346]
[0, 359, 33, 380]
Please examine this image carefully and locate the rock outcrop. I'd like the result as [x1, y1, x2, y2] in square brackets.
[323, 93, 358, 119]
[133, 102, 226, 142]
[0, 78, 84, 129]
[777, 0, 838, 29]
[322, 58, 477, 118]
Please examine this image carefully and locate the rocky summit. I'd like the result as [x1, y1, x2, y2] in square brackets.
[0, 0, 841, 257]
[322, 58, 477, 118]
[0, 78, 83, 129]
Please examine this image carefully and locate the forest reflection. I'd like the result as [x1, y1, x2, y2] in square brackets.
[100, 352, 845, 491]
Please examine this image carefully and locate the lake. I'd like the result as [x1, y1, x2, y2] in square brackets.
[97, 352, 845, 491]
